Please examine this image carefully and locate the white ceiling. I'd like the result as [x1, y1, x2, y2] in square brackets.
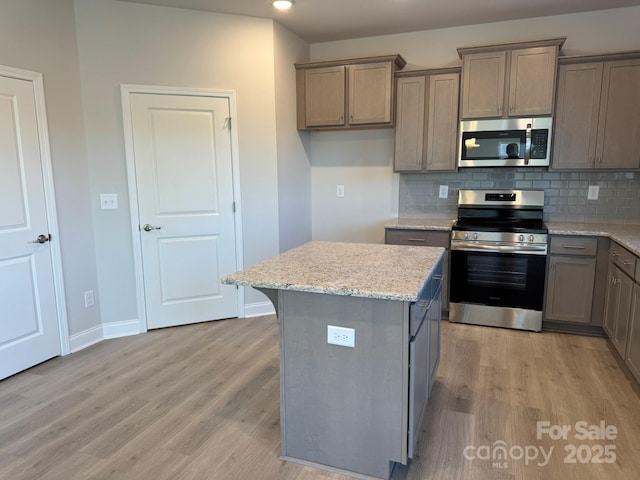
[117, 0, 640, 43]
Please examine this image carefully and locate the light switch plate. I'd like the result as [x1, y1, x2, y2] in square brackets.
[100, 193, 118, 210]
[439, 185, 449, 199]
[336, 185, 345, 198]
[587, 185, 599, 200]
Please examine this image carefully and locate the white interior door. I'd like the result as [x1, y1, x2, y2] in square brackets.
[0, 74, 60, 379]
[129, 93, 238, 329]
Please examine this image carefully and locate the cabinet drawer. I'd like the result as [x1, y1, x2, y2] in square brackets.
[549, 236, 598, 256]
[610, 242, 636, 277]
[385, 228, 450, 247]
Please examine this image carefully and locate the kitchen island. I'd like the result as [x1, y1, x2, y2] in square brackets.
[223, 241, 445, 480]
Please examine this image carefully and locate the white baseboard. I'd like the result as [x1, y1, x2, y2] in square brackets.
[243, 301, 275, 318]
[69, 325, 104, 353]
[68, 319, 141, 353]
[103, 319, 141, 339]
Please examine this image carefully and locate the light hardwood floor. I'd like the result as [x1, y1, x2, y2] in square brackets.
[1, 317, 639, 480]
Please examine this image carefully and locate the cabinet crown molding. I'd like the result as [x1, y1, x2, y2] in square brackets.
[395, 66, 461, 78]
[295, 54, 406, 70]
[559, 50, 640, 65]
[457, 37, 566, 58]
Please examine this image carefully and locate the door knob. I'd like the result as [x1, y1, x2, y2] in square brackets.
[32, 234, 51, 244]
[142, 224, 162, 232]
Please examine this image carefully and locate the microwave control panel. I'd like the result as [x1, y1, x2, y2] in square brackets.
[530, 129, 549, 159]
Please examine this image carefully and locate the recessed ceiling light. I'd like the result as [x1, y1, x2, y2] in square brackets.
[272, 0, 294, 10]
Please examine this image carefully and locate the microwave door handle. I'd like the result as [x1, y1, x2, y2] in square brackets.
[524, 123, 532, 165]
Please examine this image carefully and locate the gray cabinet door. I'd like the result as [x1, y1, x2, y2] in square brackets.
[552, 63, 603, 170]
[304, 66, 346, 127]
[626, 283, 640, 382]
[428, 285, 442, 397]
[613, 271, 634, 356]
[394, 76, 426, 172]
[348, 62, 393, 125]
[545, 255, 596, 324]
[596, 59, 640, 169]
[508, 46, 558, 116]
[425, 73, 459, 172]
[460, 51, 506, 119]
[604, 263, 635, 357]
[408, 315, 428, 459]
[604, 264, 617, 338]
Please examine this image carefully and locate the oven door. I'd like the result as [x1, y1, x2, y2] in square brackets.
[449, 248, 546, 311]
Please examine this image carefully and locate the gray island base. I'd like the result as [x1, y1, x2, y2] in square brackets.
[223, 241, 444, 480]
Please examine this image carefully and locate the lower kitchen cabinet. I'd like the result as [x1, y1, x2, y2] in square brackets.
[386, 228, 450, 312]
[626, 283, 640, 383]
[543, 236, 607, 330]
[545, 256, 596, 324]
[603, 242, 636, 357]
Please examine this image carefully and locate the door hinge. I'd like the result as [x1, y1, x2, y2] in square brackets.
[225, 117, 232, 130]
[232, 201, 236, 213]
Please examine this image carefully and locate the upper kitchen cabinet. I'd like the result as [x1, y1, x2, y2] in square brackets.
[553, 53, 640, 170]
[394, 68, 460, 172]
[295, 55, 406, 131]
[457, 38, 565, 119]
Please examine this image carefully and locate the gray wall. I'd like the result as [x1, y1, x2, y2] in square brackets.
[309, 6, 640, 243]
[273, 23, 312, 252]
[74, 0, 283, 324]
[0, 0, 101, 336]
[400, 169, 640, 224]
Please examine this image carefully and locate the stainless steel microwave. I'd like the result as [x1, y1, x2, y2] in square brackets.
[458, 117, 552, 168]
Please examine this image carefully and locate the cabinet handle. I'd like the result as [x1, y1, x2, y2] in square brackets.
[609, 252, 620, 257]
[597, 156, 602, 164]
[622, 260, 634, 266]
[407, 238, 426, 243]
[433, 275, 443, 281]
[510, 104, 514, 112]
[340, 114, 344, 123]
[498, 105, 502, 114]
[562, 245, 585, 250]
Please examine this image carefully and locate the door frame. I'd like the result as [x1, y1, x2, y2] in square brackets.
[120, 85, 245, 333]
[0, 65, 70, 355]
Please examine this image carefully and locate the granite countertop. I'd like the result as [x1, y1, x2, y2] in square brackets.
[384, 217, 640, 257]
[546, 222, 640, 257]
[222, 241, 445, 302]
[386, 216, 456, 231]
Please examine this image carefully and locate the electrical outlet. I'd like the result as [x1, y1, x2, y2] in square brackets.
[439, 185, 449, 199]
[327, 325, 355, 348]
[587, 185, 599, 200]
[100, 194, 118, 210]
[336, 185, 345, 198]
[84, 290, 95, 308]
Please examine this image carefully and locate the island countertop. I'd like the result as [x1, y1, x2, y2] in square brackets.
[222, 241, 445, 302]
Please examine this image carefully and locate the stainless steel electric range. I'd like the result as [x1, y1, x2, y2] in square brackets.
[449, 189, 548, 332]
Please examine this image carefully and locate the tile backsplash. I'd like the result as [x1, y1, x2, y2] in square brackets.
[399, 168, 640, 224]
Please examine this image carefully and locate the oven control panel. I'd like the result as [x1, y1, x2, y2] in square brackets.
[451, 230, 548, 245]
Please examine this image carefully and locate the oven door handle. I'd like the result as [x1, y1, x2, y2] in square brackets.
[451, 241, 547, 255]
